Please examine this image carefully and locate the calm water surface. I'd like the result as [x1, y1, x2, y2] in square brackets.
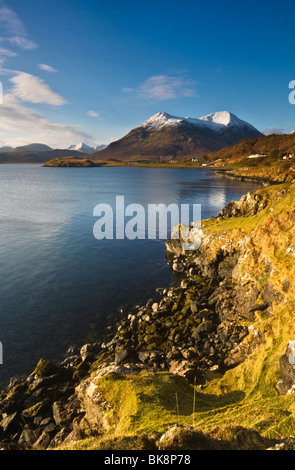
[0, 165, 261, 388]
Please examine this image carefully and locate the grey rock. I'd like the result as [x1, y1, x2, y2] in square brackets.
[18, 424, 40, 447]
[115, 349, 130, 365]
[1, 412, 18, 434]
[52, 401, 72, 428]
[33, 430, 52, 450]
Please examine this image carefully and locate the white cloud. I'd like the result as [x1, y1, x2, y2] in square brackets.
[0, 4, 37, 51]
[4, 36, 37, 50]
[9, 72, 67, 105]
[0, 5, 27, 35]
[39, 64, 57, 73]
[0, 46, 16, 66]
[87, 110, 100, 117]
[0, 93, 94, 148]
[124, 74, 197, 101]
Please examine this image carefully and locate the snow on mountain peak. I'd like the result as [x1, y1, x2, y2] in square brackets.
[67, 142, 91, 151]
[199, 111, 251, 130]
[199, 111, 234, 126]
[143, 112, 185, 128]
[66, 142, 95, 154]
[66, 143, 107, 154]
[142, 110, 253, 133]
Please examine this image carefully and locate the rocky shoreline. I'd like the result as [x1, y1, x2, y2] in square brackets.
[215, 168, 295, 186]
[1, 182, 295, 450]
[0, 246, 249, 449]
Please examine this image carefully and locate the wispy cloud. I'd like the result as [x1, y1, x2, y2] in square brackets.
[4, 35, 37, 50]
[9, 72, 67, 105]
[124, 74, 197, 101]
[0, 93, 94, 147]
[0, 4, 37, 50]
[0, 45, 16, 66]
[38, 64, 57, 73]
[87, 110, 100, 117]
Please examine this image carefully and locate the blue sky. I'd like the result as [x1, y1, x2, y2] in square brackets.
[0, 0, 294, 148]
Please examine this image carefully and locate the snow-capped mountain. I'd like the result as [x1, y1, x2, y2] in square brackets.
[143, 111, 260, 135]
[66, 143, 107, 154]
[95, 144, 107, 152]
[66, 143, 95, 154]
[91, 111, 262, 163]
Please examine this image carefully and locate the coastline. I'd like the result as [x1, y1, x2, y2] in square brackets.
[42, 157, 295, 188]
[1, 179, 295, 449]
[4, 155, 293, 189]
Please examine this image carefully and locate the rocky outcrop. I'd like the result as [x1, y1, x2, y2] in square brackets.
[0, 349, 101, 449]
[43, 158, 98, 167]
[216, 168, 295, 186]
[218, 190, 271, 218]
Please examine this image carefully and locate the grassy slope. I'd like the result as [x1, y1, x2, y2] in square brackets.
[200, 183, 295, 436]
[207, 133, 295, 164]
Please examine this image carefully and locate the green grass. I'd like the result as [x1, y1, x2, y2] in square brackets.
[61, 360, 295, 450]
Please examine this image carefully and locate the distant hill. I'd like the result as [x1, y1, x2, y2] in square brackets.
[0, 146, 14, 152]
[0, 142, 107, 164]
[0, 149, 86, 164]
[90, 111, 263, 163]
[207, 133, 295, 165]
[13, 143, 53, 152]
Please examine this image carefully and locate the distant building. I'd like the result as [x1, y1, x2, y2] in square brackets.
[191, 158, 199, 162]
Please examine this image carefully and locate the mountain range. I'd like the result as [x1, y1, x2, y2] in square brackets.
[0, 111, 284, 165]
[66, 143, 107, 154]
[90, 111, 263, 163]
[0, 142, 107, 164]
[0, 142, 106, 154]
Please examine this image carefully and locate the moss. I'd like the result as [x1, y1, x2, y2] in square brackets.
[22, 402, 44, 418]
[34, 359, 57, 378]
[5, 381, 27, 401]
